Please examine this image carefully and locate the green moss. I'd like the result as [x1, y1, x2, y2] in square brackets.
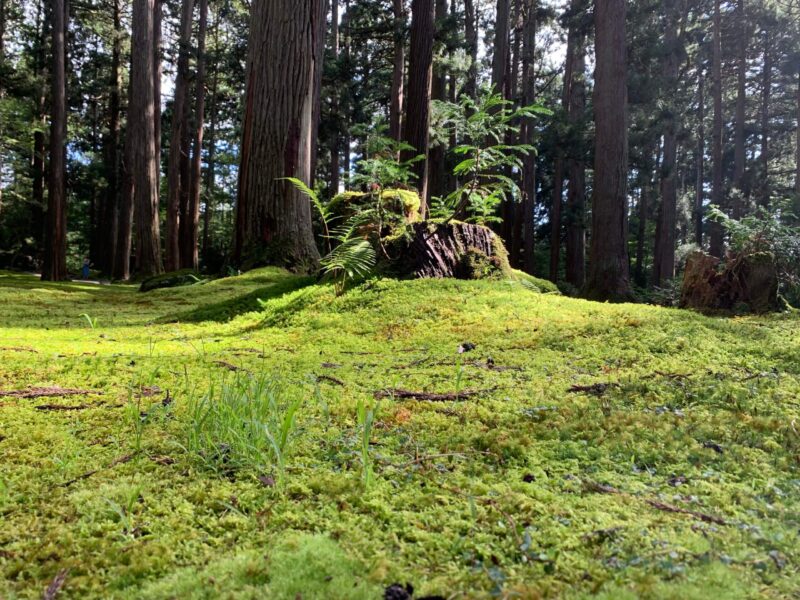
[1, 269, 799, 598]
[329, 188, 421, 222]
[139, 269, 207, 292]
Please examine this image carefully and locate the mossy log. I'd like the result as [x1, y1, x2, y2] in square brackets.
[404, 222, 511, 279]
[680, 251, 778, 313]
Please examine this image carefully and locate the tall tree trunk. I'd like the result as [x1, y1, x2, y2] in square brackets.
[695, 61, 705, 247]
[464, 0, 478, 100]
[401, 0, 435, 216]
[202, 9, 219, 261]
[732, 0, 746, 215]
[131, 0, 163, 276]
[491, 0, 510, 95]
[166, 0, 194, 271]
[585, 0, 631, 301]
[329, 0, 341, 191]
[759, 29, 770, 207]
[153, 0, 161, 189]
[796, 71, 800, 198]
[634, 182, 647, 286]
[99, 0, 122, 275]
[185, 0, 208, 270]
[520, 0, 536, 274]
[234, 0, 325, 271]
[389, 0, 405, 142]
[42, 0, 68, 281]
[709, 0, 723, 258]
[564, 0, 586, 290]
[652, 0, 679, 286]
[427, 0, 449, 205]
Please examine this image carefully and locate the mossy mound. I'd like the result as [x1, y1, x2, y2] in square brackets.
[329, 189, 421, 224]
[139, 269, 206, 292]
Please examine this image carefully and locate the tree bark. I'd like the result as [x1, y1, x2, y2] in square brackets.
[427, 0, 448, 204]
[401, 0, 435, 216]
[520, 0, 536, 275]
[796, 71, 800, 198]
[202, 9, 219, 261]
[233, 0, 325, 271]
[652, 0, 679, 287]
[389, 0, 405, 142]
[42, 0, 68, 281]
[184, 0, 208, 270]
[709, 0, 724, 258]
[759, 28, 770, 207]
[131, 0, 163, 277]
[464, 0, 478, 100]
[695, 58, 704, 246]
[491, 0, 510, 96]
[732, 0, 746, 215]
[98, 0, 122, 275]
[329, 0, 341, 191]
[166, 0, 194, 271]
[585, 0, 631, 301]
[564, 0, 586, 289]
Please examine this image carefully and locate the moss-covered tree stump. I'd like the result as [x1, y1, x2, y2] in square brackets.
[403, 222, 511, 279]
[680, 251, 779, 313]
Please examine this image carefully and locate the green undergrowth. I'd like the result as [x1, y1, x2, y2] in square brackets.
[0, 268, 799, 598]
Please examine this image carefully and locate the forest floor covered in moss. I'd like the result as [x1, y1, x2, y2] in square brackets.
[0, 268, 799, 599]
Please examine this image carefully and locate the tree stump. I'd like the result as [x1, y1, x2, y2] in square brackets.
[680, 251, 779, 313]
[405, 222, 511, 279]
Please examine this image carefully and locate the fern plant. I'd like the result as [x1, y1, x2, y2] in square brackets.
[285, 177, 377, 294]
[321, 213, 377, 295]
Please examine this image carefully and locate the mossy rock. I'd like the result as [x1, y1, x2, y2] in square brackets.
[139, 269, 206, 292]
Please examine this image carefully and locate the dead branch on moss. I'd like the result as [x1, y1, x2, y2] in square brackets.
[567, 383, 616, 396]
[316, 374, 345, 387]
[374, 387, 497, 401]
[35, 404, 91, 411]
[583, 479, 730, 526]
[58, 454, 133, 488]
[43, 568, 69, 600]
[0, 387, 97, 399]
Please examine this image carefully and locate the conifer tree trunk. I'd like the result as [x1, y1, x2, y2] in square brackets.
[564, 1, 586, 289]
[131, 0, 163, 277]
[759, 30, 770, 207]
[709, 0, 724, 258]
[653, 0, 679, 286]
[42, 0, 68, 281]
[491, 0, 510, 96]
[329, 0, 341, 190]
[796, 71, 800, 198]
[732, 0, 747, 215]
[585, 0, 631, 300]
[427, 0, 448, 204]
[520, 0, 536, 274]
[233, 0, 325, 271]
[202, 11, 219, 260]
[695, 60, 704, 246]
[99, 0, 122, 274]
[166, 0, 194, 271]
[464, 0, 478, 100]
[185, 0, 208, 270]
[389, 0, 405, 142]
[401, 0, 435, 216]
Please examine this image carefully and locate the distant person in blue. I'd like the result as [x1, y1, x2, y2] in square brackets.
[82, 258, 91, 280]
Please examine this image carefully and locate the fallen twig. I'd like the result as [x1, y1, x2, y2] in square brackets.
[374, 387, 497, 401]
[567, 383, 616, 396]
[0, 346, 38, 353]
[35, 404, 91, 412]
[58, 454, 133, 488]
[0, 387, 97, 399]
[583, 479, 730, 526]
[316, 374, 345, 387]
[212, 360, 248, 373]
[645, 499, 728, 525]
[43, 568, 69, 600]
